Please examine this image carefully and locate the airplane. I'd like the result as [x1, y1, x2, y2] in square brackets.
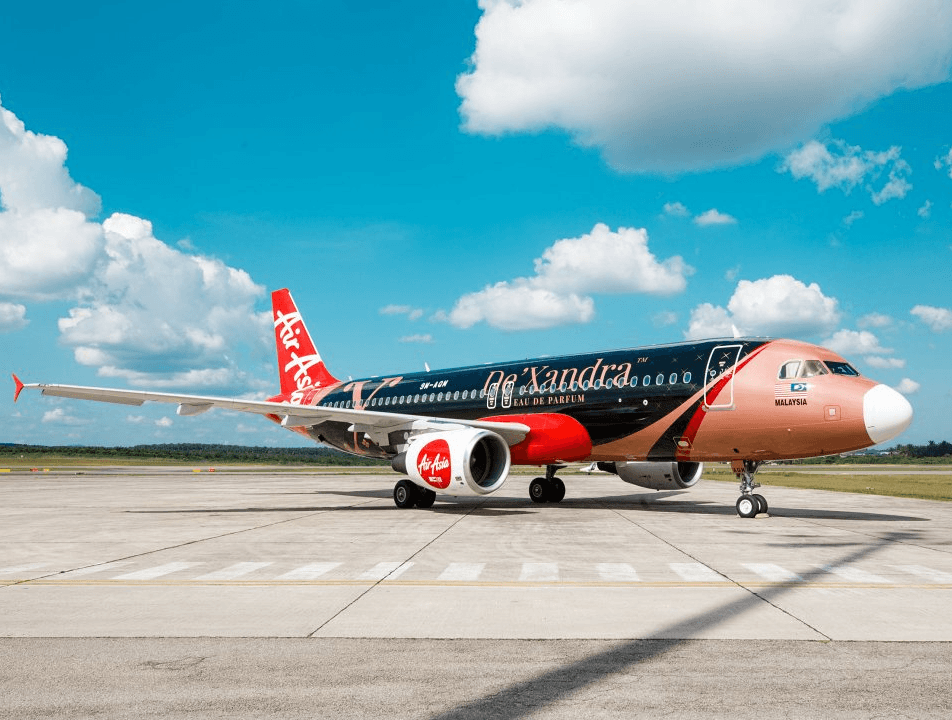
[13, 288, 913, 517]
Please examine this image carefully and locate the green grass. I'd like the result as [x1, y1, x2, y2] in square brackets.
[705, 466, 952, 502]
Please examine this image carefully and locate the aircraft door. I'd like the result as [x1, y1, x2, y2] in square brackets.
[704, 344, 743, 410]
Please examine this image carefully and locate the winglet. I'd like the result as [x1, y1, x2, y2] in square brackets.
[12, 374, 25, 403]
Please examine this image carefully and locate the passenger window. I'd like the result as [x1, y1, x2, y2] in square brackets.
[571, 381, 579, 391]
[453, 391, 460, 400]
[800, 360, 829, 378]
[593, 379, 601, 389]
[669, 373, 678, 384]
[778, 361, 801, 380]
[437, 392, 444, 402]
[683, 372, 692, 383]
[656, 373, 665, 385]
[630, 378, 638, 388]
[643, 375, 650, 386]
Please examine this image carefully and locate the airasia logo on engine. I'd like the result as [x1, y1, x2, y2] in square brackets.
[417, 439, 452, 489]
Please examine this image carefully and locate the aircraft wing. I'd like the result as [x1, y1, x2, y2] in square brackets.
[13, 378, 531, 447]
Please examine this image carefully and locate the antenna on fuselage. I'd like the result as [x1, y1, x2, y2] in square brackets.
[424, 362, 431, 373]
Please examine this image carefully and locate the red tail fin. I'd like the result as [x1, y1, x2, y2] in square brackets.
[271, 289, 339, 401]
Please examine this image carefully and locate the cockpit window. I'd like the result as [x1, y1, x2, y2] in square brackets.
[800, 360, 829, 378]
[826, 361, 860, 376]
[778, 361, 800, 380]
[779, 359, 830, 379]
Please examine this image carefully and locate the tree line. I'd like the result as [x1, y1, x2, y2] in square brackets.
[0, 443, 388, 466]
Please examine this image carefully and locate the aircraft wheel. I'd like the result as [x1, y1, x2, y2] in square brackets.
[753, 493, 768, 514]
[529, 478, 548, 503]
[394, 479, 418, 509]
[736, 495, 758, 518]
[548, 478, 566, 503]
[416, 489, 437, 509]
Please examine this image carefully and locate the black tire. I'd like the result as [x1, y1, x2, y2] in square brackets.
[529, 478, 548, 503]
[394, 479, 418, 509]
[416, 489, 436, 508]
[548, 478, 566, 503]
[753, 493, 768, 514]
[736, 495, 758, 518]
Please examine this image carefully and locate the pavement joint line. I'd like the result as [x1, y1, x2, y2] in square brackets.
[599, 500, 834, 641]
[305, 496, 487, 638]
[6, 497, 383, 591]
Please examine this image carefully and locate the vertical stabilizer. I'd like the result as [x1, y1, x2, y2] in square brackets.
[271, 289, 340, 401]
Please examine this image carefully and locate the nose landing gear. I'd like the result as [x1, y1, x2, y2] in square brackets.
[733, 460, 767, 518]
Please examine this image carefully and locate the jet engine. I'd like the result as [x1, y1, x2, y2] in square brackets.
[392, 428, 511, 496]
[597, 461, 703, 491]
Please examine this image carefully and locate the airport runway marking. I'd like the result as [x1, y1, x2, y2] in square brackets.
[6, 561, 952, 590]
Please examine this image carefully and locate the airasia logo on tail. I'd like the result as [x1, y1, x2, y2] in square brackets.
[417, 439, 452, 489]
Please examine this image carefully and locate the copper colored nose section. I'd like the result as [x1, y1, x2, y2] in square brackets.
[863, 384, 913, 444]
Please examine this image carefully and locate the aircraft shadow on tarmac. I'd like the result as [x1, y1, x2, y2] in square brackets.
[575, 493, 928, 523]
[427, 530, 912, 720]
[125, 502, 534, 518]
[124, 490, 926, 522]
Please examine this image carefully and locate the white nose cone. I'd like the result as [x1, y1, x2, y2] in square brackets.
[863, 384, 913, 444]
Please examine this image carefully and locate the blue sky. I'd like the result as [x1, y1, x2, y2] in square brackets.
[2, 1, 951, 447]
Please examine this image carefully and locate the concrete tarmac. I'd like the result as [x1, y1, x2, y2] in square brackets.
[1, 467, 950, 717]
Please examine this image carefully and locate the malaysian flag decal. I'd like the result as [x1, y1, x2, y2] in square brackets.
[775, 382, 809, 399]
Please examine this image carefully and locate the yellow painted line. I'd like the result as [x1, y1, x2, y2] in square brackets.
[0, 469, 10, 473]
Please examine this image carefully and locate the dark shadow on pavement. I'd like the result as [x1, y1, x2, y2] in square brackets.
[429, 531, 911, 720]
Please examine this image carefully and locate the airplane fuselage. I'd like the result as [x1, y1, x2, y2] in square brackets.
[270, 337, 898, 465]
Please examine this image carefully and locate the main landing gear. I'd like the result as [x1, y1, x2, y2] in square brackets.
[393, 479, 436, 509]
[529, 465, 566, 504]
[733, 460, 768, 518]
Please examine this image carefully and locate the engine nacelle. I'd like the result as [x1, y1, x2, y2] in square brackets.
[597, 461, 703, 491]
[392, 428, 511, 496]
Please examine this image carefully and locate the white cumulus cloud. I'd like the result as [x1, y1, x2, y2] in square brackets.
[0, 302, 28, 332]
[0, 96, 105, 300]
[41, 407, 88, 426]
[911, 304, 952, 332]
[935, 148, 952, 179]
[781, 140, 912, 204]
[381, 304, 424, 321]
[447, 283, 595, 331]
[663, 202, 689, 217]
[686, 275, 840, 340]
[57, 213, 271, 388]
[823, 329, 906, 369]
[895, 378, 920, 395]
[823, 329, 891, 356]
[457, 1, 952, 173]
[694, 209, 737, 226]
[0, 96, 273, 392]
[443, 223, 690, 330]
